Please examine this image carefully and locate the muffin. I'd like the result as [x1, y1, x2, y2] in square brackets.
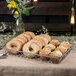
[49, 50, 62, 63]
[50, 39, 60, 47]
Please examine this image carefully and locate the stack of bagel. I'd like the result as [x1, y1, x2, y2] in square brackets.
[23, 34, 51, 58]
[39, 39, 60, 60]
[39, 40, 71, 62]
[6, 31, 35, 54]
[6, 31, 72, 63]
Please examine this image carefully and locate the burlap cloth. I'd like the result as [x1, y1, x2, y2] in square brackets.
[0, 49, 76, 76]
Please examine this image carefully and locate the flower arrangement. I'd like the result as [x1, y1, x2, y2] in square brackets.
[6, 0, 34, 33]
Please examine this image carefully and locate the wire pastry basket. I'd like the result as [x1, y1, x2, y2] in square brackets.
[2, 46, 72, 64]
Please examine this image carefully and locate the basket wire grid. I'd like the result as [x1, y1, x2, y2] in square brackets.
[1, 46, 72, 64]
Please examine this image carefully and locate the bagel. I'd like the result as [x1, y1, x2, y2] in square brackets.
[40, 34, 51, 42]
[33, 38, 45, 47]
[23, 41, 40, 58]
[49, 50, 62, 58]
[45, 44, 56, 51]
[49, 50, 62, 63]
[17, 34, 28, 42]
[60, 41, 71, 49]
[39, 47, 51, 60]
[12, 37, 27, 44]
[6, 40, 23, 54]
[55, 46, 67, 54]
[22, 33, 31, 41]
[34, 35, 48, 45]
[24, 31, 35, 39]
[50, 40, 60, 46]
[31, 40, 43, 49]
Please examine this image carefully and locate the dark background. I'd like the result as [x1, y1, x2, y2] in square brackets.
[0, 0, 76, 33]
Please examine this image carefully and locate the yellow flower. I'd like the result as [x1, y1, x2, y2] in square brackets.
[14, 11, 19, 15]
[8, 0, 17, 8]
[8, 4, 11, 8]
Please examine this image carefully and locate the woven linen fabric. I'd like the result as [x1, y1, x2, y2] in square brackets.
[0, 49, 76, 76]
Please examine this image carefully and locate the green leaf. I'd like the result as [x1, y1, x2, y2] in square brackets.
[6, 0, 11, 3]
[26, 6, 34, 10]
[24, 9, 30, 16]
[14, 0, 19, 4]
[14, 15, 19, 18]
[11, 9, 15, 14]
[17, 6, 21, 14]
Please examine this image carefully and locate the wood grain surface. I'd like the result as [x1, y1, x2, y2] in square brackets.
[0, 0, 75, 32]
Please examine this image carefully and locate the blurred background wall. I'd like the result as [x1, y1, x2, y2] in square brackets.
[0, 0, 76, 33]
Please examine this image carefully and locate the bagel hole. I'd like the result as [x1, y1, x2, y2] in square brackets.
[11, 44, 17, 48]
[29, 47, 33, 51]
[42, 46, 44, 49]
[51, 50, 54, 52]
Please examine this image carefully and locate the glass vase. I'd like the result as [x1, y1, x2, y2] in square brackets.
[15, 15, 24, 35]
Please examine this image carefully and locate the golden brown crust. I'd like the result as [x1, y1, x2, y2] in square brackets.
[33, 38, 45, 47]
[40, 34, 51, 42]
[55, 46, 67, 54]
[23, 41, 40, 58]
[6, 40, 23, 54]
[12, 37, 27, 44]
[50, 40, 60, 46]
[49, 51, 62, 58]
[34, 36, 48, 45]
[60, 41, 72, 49]
[5, 31, 36, 55]
[31, 40, 43, 49]
[17, 34, 28, 42]
[49, 50, 62, 63]
[22, 33, 31, 41]
[24, 31, 35, 39]
[45, 44, 56, 51]
[39, 47, 51, 60]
